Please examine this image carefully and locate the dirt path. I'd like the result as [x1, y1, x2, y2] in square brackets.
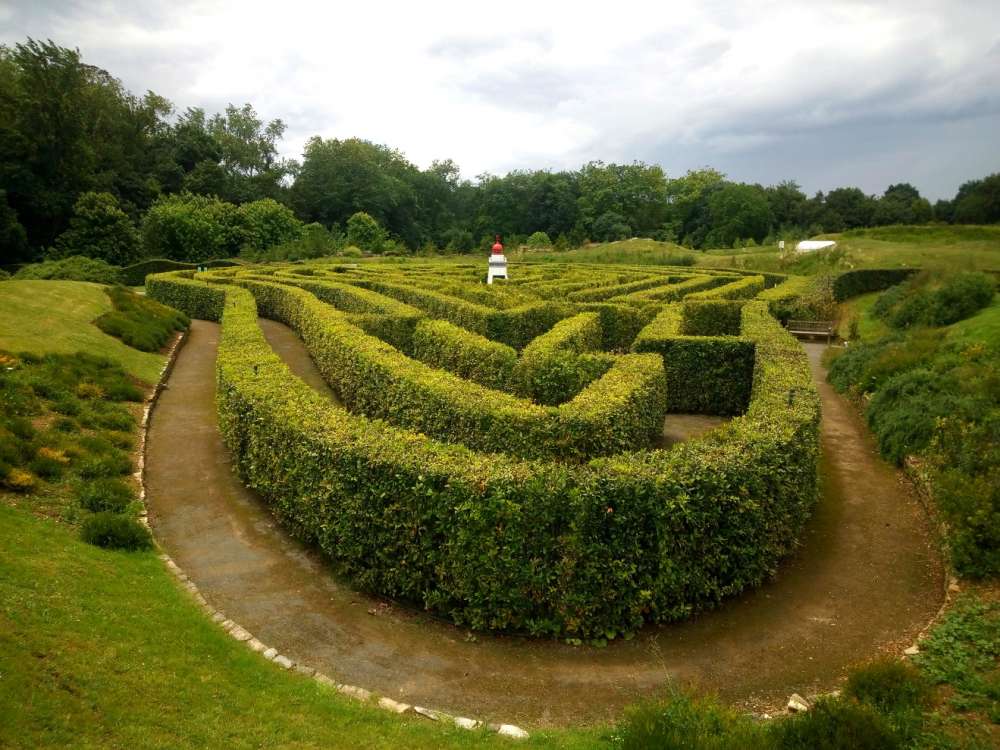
[145, 323, 943, 727]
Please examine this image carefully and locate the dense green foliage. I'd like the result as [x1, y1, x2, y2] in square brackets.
[871, 271, 995, 329]
[3, 39, 995, 266]
[513, 313, 612, 404]
[410, 319, 518, 391]
[632, 304, 755, 414]
[80, 512, 152, 550]
[149, 269, 819, 639]
[52, 192, 141, 265]
[94, 285, 189, 352]
[13, 255, 122, 284]
[828, 277, 999, 575]
[831, 268, 917, 301]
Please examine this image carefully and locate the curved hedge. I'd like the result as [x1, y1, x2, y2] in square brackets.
[514, 313, 613, 404]
[411, 319, 518, 391]
[121, 258, 239, 286]
[686, 274, 765, 301]
[148, 269, 820, 640]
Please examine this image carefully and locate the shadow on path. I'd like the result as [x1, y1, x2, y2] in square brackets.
[145, 322, 943, 727]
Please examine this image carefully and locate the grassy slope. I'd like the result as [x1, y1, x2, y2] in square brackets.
[0, 505, 600, 749]
[0, 281, 165, 383]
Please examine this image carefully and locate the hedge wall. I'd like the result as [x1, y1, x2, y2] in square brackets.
[122, 258, 239, 286]
[612, 274, 734, 305]
[233, 278, 665, 460]
[632, 304, 755, 415]
[756, 275, 813, 323]
[150, 272, 819, 640]
[411, 318, 518, 391]
[832, 268, 918, 301]
[146, 272, 227, 321]
[514, 313, 612, 404]
[686, 274, 765, 301]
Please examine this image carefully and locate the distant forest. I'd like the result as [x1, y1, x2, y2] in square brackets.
[2, 38, 999, 265]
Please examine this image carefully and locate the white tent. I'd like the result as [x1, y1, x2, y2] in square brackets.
[795, 240, 837, 253]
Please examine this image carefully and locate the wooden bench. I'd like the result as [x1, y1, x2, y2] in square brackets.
[786, 319, 835, 343]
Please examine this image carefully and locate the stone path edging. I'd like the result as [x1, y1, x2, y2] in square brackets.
[133, 328, 530, 740]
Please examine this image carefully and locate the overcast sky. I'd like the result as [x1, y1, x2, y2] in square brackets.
[3, 0, 998, 200]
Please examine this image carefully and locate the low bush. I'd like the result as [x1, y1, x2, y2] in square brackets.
[81, 512, 152, 551]
[95, 285, 189, 352]
[514, 313, 610, 404]
[616, 693, 762, 749]
[78, 450, 132, 479]
[13, 255, 122, 284]
[77, 478, 135, 513]
[770, 698, 901, 750]
[845, 660, 929, 733]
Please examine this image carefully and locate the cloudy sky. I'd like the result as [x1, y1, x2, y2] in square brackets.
[3, 0, 999, 200]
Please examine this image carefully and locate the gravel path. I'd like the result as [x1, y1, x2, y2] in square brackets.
[144, 321, 943, 727]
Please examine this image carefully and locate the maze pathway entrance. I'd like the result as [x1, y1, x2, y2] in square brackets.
[145, 321, 943, 727]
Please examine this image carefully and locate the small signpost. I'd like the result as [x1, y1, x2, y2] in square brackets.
[487, 234, 508, 284]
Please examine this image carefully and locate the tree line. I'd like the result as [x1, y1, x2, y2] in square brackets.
[2, 38, 999, 265]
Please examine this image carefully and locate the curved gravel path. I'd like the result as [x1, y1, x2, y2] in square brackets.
[145, 320, 943, 727]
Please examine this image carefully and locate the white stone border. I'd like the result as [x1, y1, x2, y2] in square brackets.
[135, 327, 529, 740]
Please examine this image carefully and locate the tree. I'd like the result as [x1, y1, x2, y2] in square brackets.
[208, 103, 295, 202]
[825, 187, 876, 229]
[577, 161, 667, 238]
[238, 198, 303, 251]
[346, 211, 386, 252]
[664, 168, 726, 246]
[590, 211, 631, 242]
[141, 192, 243, 261]
[873, 183, 930, 225]
[53, 191, 140, 265]
[526, 231, 552, 248]
[702, 183, 773, 248]
[0, 189, 29, 263]
[952, 174, 1000, 224]
[765, 180, 807, 229]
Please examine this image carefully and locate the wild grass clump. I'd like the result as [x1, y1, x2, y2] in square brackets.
[76, 478, 135, 513]
[872, 272, 995, 330]
[80, 512, 151, 550]
[95, 285, 189, 352]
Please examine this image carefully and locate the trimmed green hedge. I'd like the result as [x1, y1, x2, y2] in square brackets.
[151, 271, 819, 640]
[686, 274, 765, 301]
[575, 302, 656, 351]
[832, 268, 918, 301]
[680, 300, 745, 337]
[147, 272, 226, 321]
[411, 318, 518, 391]
[514, 313, 614, 405]
[349, 278, 570, 349]
[233, 278, 666, 460]
[757, 275, 813, 323]
[632, 304, 755, 415]
[612, 274, 735, 304]
[122, 258, 238, 286]
[568, 273, 683, 303]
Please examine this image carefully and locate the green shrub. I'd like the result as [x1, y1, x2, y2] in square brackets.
[866, 369, 973, 464]
[81, 512, 152, 551]
[94, 285, 189, 352]
[927, 271, 995, 326]
[77, 478, 135, 513]
[526, 231, 552, 248]
[147, 272, 227, 321]
[770, 698, 900, 750]
[844, 659, 929, 736]
[14, 255, 122, 284]
[52, 191, 141, 266]
[930, 413, 1000, 576]
[616, 693, 764, 749]
[238, 198, 304, 252]
[346, 212, 386, 253]
[758, 275, 813, 324]
[141, 192, 244, 261]
[78, 450, 132, 479]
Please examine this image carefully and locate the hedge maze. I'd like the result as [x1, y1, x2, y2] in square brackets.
[149, 261, 820, 640]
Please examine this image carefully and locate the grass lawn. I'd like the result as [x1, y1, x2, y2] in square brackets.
[0, 281, 165, 383]
[0, 504, 602, 749]
[836, 292, 891, 341]
[947, 297, 1000, 350]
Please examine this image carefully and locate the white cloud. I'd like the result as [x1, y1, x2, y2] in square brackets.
[3, 0, 998, 198]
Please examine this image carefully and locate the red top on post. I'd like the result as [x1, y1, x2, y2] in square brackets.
[491, 234, 504, 255]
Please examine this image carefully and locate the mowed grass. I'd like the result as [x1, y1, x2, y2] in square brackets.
[0, 505, 602, 749]
[696, 225, 1000, 274]
[0, 281, 165, 383]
